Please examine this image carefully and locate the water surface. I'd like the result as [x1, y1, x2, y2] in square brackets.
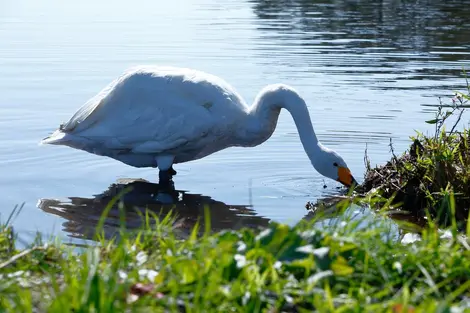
[1, 0, 469, 242]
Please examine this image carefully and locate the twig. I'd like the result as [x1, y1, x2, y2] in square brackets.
[0, 246, 44, 269]
[364, 143, 371, 172]
[389, 138, 399, 164]
[449, 92, 467, 135]
[6, 226, 14, 254]
[374, 169, 385, 178]
[435, 98, 442, 140]
[390, 181, 404, 192]
[449, 108, 465, 135]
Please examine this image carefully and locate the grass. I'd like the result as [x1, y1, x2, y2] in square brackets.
[1, 201, 470, 313]
[354, 76, 470, 229]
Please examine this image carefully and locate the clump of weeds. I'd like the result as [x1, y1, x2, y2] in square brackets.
[358, 73, 470, 229]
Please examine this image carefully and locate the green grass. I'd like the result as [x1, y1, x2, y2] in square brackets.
[1, 203, 469, 313]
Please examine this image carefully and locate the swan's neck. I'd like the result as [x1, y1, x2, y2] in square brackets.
[240, 84, 323, 164]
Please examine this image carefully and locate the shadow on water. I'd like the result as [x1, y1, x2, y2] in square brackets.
[36, 178, 404, 243]
[37, 178, 272, 241]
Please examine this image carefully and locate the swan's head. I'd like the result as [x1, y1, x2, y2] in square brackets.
[314, 147, 357, 188]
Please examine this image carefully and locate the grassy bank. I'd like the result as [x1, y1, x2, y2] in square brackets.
[1, 206, 469, 313]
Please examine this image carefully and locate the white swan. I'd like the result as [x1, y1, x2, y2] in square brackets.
[41, 65, 357, 187]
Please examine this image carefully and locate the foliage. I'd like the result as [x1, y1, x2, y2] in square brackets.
[358, 76, 470, 229]
[1, 204, 470, 313]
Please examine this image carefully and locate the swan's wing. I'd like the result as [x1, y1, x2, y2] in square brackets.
[59, 73, 124, 133]
[55, 66, 247, 154]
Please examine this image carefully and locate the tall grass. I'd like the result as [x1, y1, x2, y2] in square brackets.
[1, 200, 469, 312]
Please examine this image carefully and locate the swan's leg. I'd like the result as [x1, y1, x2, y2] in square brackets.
[159, 170, 174, 187]
[156, 155, 175, 187]
[156, 155, 175, 172]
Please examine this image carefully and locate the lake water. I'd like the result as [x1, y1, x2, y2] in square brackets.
[1, 0, 469, 243]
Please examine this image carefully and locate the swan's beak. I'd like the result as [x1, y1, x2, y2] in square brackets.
[337, 167, 357, 188]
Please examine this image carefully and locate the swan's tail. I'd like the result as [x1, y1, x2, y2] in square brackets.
[39, 130, 68, 145]
[39, 129, 99, 155]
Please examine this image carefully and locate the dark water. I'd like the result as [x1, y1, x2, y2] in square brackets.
[0, 0, 469, 243]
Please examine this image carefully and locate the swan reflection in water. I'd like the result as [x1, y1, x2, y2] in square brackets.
[37, 178, 271, 241]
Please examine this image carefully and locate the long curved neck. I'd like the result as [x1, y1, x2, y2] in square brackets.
[241, 84, 322, 162]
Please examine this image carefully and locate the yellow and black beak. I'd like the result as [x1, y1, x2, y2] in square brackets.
[337, 167, 357, 188]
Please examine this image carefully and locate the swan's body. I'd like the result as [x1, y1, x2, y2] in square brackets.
[41, 65, 356, 187]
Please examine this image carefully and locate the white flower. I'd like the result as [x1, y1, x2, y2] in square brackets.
[138, 269, 158, 281]
[135, 251, 148, 266]
[118, 270, 128, 280]
[234, 254, 247, 268]
[393, 262, 403, 274]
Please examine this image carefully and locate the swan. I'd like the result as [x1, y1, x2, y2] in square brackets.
[40, 65, 357, 187]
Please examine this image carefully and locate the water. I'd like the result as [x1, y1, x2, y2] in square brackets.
[1, 0, 469, 243]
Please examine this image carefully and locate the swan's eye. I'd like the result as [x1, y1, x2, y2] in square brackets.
[333, 162, 338, 167]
